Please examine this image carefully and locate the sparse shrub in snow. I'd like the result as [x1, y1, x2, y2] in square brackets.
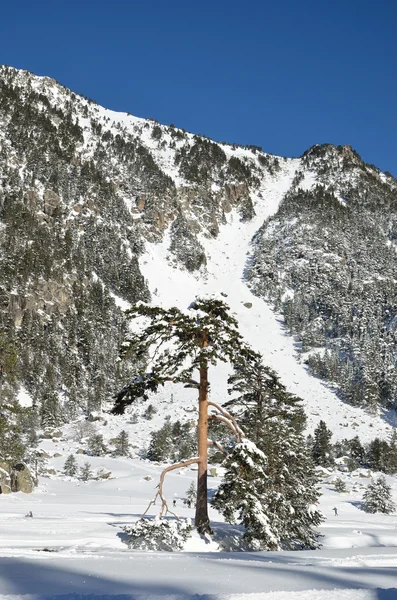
[124, 518, 192, 551]
[363, 476, 396, 514]
[80, 461, 93, 482]
[63, 454, 78, 477]
[333, 477, 347, 493]
[74, 421, 97, 443]
[143, 404, 157, 420]
[130, 412, 138, 424]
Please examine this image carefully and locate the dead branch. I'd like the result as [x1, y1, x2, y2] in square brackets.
[209, 413, 241, 441]
[141, 456, 200, 520]
[208, 439, 228, 456]
[208, 400, 245, 440]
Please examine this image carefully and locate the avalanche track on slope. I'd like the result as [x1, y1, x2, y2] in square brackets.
[139, 160, 395, 443]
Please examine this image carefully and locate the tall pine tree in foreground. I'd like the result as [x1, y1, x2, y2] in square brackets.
[213, 358, 323, 550]
[112, 298, 259, 534]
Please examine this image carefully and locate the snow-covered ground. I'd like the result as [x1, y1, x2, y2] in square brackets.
[0, 456, 397, 599]
[2, 155, 397, 599]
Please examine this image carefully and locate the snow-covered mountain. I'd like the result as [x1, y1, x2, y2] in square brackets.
[0, 64, 396, 451]
[1, 65, 397, 600]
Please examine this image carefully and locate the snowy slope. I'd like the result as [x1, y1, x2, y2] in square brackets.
[138, 159, 396, 443]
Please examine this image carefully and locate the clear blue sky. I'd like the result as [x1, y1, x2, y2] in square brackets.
[1, 0, 396, 174]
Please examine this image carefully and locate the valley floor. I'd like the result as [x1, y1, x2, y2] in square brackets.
[0, 457, 396, 600]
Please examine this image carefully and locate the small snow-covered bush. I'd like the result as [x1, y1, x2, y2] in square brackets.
[124, 518, 192, 551]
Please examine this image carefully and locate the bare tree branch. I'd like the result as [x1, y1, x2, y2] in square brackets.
[208, 400, 245, 437]
[209, 413, 240, 440]
[141, 457, 200, 520]
[208, 400, 245, 441]
[208, 439, 228, 456]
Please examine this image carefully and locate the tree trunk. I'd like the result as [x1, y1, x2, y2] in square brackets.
[195, 332, 212, 534]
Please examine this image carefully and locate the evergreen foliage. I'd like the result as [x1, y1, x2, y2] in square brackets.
[333, 477, 347, 493]
[63, 454, 78, 477]
[212, 439, 322, 550]
[146, 419, 196, 462]
[247, 148, 397, 413]
[143, 404, 157, 420]
[87, 433, 107, 456]
[113, 430, 130, 456]
[214, 358, 323, 550]
[186, 481, 196, 504]
[312, 421, 335, 467]
[363, 476, 396, 514]
[113, 297, 260, 534]
[0, 398, 28, 464]
[169, 214, 207, 272]
[123, 518, 192, 551]
[80, 461, 93, 481]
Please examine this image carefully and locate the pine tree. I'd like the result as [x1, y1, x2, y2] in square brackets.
[212, 440, 279, 549]
[347, 436, 366, 467]
[87, 433, 106, 456]
[225, 359, 306, 444]
[215, 358, 323, 549]
[114, 430, 130, 456]
[386, 431, 397, 475]
[173, 421, 196, 461]
[80, 462, 93, 482]
[143, 404, 157, 420]
[312, 421, 334, 467]
[334, 477, 347, 493]
[146, 421, 173, 462]
[112, 298, 259, 534]
[186, 481, 196, 504]
[0, 398, 26, 464]
[367, 437, 389, 472]
[0, 333, 19, 402]
[63, 454, 78, 477]
[363, 476, 396, 514]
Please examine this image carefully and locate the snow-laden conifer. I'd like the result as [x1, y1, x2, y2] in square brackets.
[63, 454, 78, 477]
[124, 518, 192, 551]
[363, 476, 396, 514]
[212, 439, 280, 550]
[215, 358, 323, 550]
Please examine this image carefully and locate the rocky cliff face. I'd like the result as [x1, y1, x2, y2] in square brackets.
[0, 65, 396, 440]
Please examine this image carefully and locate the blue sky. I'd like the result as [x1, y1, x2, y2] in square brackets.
[1, 0, 396, 174]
